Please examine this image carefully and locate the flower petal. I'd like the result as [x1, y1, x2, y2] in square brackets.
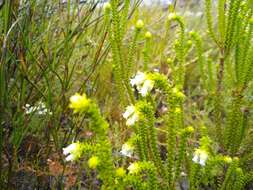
[130, 72, 146, 87]
[123, 105, 135, 119]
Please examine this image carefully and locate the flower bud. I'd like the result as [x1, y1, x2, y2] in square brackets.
[187, 40, 192, 47]
[166, 58, 173, 64]
[236, 168, 243, 173]
[103, 2, 112, 11]
[145, 31, 152, 39]
[168, 13, 177, 20]
[189, 31, 195, 37]
[136, 20, 144, 30]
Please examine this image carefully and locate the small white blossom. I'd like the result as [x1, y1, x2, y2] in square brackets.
[126, 113, 139, 126]
[123, 105, 135, 119]
[181, 172, 187, 177]
[23, 101, 52, 115]
[140, 79, 154, 97]
[130, 71, 154, 97]
[195, 12, 203, 17]
[130, 71, 146, 87]
[153, 68, 159, 72]
[192, 149, 208, 166]
[65, 154, 74, 162]
[24, 104, 36, 114]
[63, 142, 82, 161]
[63, 143, 77, 155]
[123, 105, 139, 126]
[120, 143, 134, 157]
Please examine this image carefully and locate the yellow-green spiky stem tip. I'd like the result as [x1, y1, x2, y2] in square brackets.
[136, 20, 144, 30]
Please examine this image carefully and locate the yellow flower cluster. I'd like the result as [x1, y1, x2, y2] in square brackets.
[88, 156, 100, 169]
[69, 93, 90, 113]
[116, 167, 126, 177]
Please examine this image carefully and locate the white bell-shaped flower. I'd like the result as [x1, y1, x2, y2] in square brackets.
[140, 79, 154, 97]
[130, 71, 154, 97]
[123, 105, 139, 126]
[123, 105, 135, 119]
[192, 149, 208, 166]
[65, 154, 75, 162]
[120, 143, 134, 157]
[126, 113, 139, 126]
[63, 142, 82, 161]
[130, 71, 146, 88]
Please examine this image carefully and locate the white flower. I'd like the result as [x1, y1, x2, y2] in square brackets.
[123, 105, 135, 119]
[24, 104, 36, 114]
[130, 71, 146, 87]
[128, 162, 140, 174]
[140, 79, 154, 97]
[195, 12, 203, 17]
[192, 149, 208, 166]
[123, 105, 139, 126]
[63, 142, 82, 161]
[38, 110, 46, 115]
[126, 113, 139, 126]
[181, 172, 187, 177]
[37, 101, 46, 109]
[63, 143, 77, 155]
[23, 101, 52, 115]
[120, 143, 134, 157]
[153, 68, 159, 72]
[130, 71, 154, 97]
[65, 154, 74, 162]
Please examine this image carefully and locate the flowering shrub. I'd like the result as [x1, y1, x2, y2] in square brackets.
[60, 0, 253, 189]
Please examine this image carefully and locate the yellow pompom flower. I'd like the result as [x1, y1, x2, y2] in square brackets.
[175, 107, 181, 114]
[186, 126, 194, 133]
[128, 162, 140, 174]
[88, 156, 99, 169]
[69, 93, 90, 113]
[223, 156, 232, 164]
[116, 167, 126, 177]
